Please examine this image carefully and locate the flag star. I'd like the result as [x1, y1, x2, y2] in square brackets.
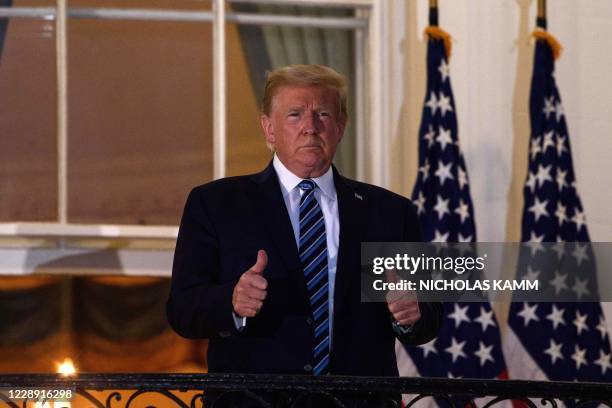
[433, 230, 449, 243]
[556, 168, 568, 191]
[436, 126, 453, 151]
[597, 316, 609, 340]
[438, 59, 450, 82]
[458, 167, 468, 190]
[546, 305, 566, 330]
[437, 92, 453, 116]
[555, 101, 565, 122]
[556, 134, 567, 157]
[535, 164, 553, 187]
[444, 337, 467, 363]
[552, 241, 565, 259]
[527, 232, 544, 256]
[424, 125, 436, 148]
[458, 233, 472, 242]
[455, 200, 470, 223]
[571, 209, 586, 232]
[572, 277, 590, 301]
[549, 271, 568, 295]
[447, 372, 462, 379]
[517, 302, 540, 327]
[571, 345, 587, 370]
[573, 310, 589, 335]
[555, 202, 568, 226]
[524, 266, 540, 282]
[413, 192, 426, 215]
[528, 197, 549, 222]
[530, 136, 542, 160]
[425, 92, 438, 116]
[474, 307, 497, 332]
[543, 96, 556, 119]
[595, 350, 612, 375]
[525, 172, 537, 193]
[544, 339, 564, 364]
[542, 131, 555, 153]
[572, 243, 589, 266]
[418, 339, 437, 358]
[448, 304, 471, 328]
[433, 195, 450, 220]
[474, 341, 495, 366]
[419, 160, 431, 182]
[435, 160, 454, 186]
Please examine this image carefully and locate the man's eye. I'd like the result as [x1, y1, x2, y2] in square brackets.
[288, 112, 300, 117]
[319, 111, 331, 117]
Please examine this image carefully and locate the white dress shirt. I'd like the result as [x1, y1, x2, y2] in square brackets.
[233, 155, 339, 342]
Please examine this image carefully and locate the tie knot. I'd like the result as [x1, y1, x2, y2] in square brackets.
[298, 180, 317, 192]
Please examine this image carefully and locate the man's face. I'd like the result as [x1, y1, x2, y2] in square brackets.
[261, 85, 345, 179]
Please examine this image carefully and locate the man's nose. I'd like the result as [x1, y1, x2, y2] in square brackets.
[302, 111, 321, 134]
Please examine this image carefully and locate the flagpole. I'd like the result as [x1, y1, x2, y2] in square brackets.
[537, 0, 546, 29]
[429, 0, 438, 27]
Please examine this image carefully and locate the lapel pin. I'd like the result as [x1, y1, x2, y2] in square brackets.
[354, 192, 363, 201]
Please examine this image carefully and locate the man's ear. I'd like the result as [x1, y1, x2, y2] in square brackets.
[336, 120, 347, 143]
[260, 114, 275, 149]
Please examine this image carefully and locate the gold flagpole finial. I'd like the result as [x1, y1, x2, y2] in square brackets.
[537, 0, 546, 20]
[536, 0, 547, 29]
[429, 0, 439, 27]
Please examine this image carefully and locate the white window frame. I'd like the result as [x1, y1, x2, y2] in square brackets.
[0, 0, 397, 244]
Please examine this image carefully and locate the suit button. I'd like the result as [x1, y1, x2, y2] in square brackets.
[306, 317, 313, 325]
[304, 364, 313, 372]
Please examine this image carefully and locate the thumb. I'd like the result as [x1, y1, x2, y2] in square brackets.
[384, 267, 400, 284]
[251, 249, 268, 274]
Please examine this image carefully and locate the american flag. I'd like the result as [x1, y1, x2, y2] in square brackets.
[396, 28, 508, 402]
[505, 32, 612, 382]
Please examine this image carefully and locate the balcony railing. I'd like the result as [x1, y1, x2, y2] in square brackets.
[0, 373, 610, 407]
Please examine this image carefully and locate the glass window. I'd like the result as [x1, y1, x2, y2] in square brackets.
[0, 12, 58, 222]
[66, 0, 213, 225]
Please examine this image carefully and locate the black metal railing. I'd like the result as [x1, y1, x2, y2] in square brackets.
[0, 373, 610, 408]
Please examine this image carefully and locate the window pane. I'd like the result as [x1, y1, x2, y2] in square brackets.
[67, 0, 213, 225]
[227, 15, 357, 178]
[0, 12, 58, 222]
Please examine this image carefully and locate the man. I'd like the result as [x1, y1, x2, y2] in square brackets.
[167, 65, 442, 404]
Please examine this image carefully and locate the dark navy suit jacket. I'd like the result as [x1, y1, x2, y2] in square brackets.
[167, 162, 442, 376]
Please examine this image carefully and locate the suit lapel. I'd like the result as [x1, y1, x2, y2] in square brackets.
[251, 163, 365, 319]
[251, 163, 307, 295]
[332, 167, 365, 319]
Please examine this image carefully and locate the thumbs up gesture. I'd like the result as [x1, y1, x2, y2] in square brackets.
[385, 268, 421, 326]
[232, 250, 268, 318]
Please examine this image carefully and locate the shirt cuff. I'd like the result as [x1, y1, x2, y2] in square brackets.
[232, 312, 247, 331]
[392, 320, 413, 335]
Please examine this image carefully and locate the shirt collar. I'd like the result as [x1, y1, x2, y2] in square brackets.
[273, 154, 336, 200]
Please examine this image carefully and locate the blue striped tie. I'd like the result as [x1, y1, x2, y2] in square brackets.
[297, 180, 330, 375]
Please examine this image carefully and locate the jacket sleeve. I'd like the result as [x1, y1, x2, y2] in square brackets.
[394, 199, 444, 346]
[166, 188, 241, 340]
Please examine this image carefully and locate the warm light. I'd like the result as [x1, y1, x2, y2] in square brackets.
[56, 358, 76, 376]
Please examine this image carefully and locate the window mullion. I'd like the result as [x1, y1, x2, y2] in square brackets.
[213, 0, 227, 180]
[56, 0, 69, 224]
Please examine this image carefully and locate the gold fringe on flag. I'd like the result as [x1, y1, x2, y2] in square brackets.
[424, 26, 452, 60]
[531, 29, 563, 60]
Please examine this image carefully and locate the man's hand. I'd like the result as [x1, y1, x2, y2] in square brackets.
[387, 295, 421, 326]
[232, 250, 268, 318]
[385, 268, 421, 326]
